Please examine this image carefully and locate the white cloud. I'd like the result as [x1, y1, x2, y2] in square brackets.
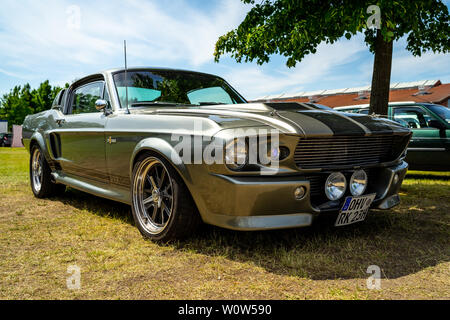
[0, 0, 251, 94]
[227, 36, 450, 100]
[0, 0, 248, 70]
[0, 0, 448, 99]
[0, 68, 30, 80]
[226, 37, 367, 99]
[392, 52, 450, 81]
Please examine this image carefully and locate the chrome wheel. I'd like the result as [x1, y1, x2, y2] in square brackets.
[133, 157, 174, 235]
[31, 148, 43, 193]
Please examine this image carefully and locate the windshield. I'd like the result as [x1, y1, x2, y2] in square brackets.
[113, 70, 246, 108]
[427, 104, 450, 124]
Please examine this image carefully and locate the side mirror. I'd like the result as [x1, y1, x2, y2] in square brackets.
[428, 119, 445, 130]
[95, 99, 108, 111]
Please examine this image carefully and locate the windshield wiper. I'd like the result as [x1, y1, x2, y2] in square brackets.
[131, 101, 185, 107]
[131, 101, 225, 107]
[197, 102, 223, 105]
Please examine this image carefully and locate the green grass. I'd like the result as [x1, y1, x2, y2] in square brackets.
[0, 148, 449, 299]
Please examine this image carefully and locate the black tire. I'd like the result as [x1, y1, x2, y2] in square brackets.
[131, 152, 201, 241]
[30, 144, 66, 198]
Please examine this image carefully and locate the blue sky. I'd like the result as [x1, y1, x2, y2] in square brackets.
[0, 0, 449, 100]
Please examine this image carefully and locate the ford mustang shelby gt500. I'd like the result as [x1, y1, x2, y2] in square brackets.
[22, 68, 411, 241]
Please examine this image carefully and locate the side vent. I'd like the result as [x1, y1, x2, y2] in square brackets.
[49, 133, 62, 159]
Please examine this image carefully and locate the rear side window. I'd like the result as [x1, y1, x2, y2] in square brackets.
[52, 89, 66, 107]
[71, 82, 104, 114]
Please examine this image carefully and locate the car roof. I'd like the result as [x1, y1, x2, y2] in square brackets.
[69, 67, 225, 89]
[103, 67, 221, 78]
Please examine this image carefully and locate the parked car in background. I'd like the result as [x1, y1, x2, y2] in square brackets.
[335, 102, 450, 171]
[23, 68, 411, 241]
[0, 133, 12, 147]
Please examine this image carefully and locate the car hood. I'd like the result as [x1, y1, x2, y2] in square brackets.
[139, 102, 410, 138]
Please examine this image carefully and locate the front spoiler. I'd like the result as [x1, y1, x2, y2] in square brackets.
[205, 213, 313, 231]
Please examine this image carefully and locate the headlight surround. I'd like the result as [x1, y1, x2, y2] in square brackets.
[349, 170, 368, 196]
[225, 138, 248, 170]
[325, 172, 347, 201]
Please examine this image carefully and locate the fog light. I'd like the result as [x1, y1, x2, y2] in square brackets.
[294, 186, 306, 200]
[325, 172, 347, 201]
[349, 170, 368, 196]
[393, 173, 399, 185]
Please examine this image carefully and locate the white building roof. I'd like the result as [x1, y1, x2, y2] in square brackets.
[254, 80, 440, 101]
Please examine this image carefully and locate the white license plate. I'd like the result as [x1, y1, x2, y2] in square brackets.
[335, 194, 376, 227]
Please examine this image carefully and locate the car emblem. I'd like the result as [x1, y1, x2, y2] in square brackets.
[107, 136, 117, 144]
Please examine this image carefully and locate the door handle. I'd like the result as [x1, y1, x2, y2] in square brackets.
[55, 118, 66, 126]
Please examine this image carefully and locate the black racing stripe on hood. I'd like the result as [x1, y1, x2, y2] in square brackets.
[348, 115, 394, 134]
[299, 111, 366, 136]
[264, 102, 311, 111]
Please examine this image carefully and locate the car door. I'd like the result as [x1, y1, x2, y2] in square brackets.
[54, 80, 110, 184]
[391, 105, 447, 169]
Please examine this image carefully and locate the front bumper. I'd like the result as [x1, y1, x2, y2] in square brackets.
[199, 161, 408, 231]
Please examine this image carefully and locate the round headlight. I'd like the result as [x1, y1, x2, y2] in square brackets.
[325, 172, 347, 201]
[225, 139, 248, 170]
[349, 170, 368, 196]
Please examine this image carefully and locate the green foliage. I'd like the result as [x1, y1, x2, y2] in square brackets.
[0, 81, 65, 129]
[215, 0, 449, 67]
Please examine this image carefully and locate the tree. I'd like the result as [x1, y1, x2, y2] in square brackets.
[0, 81, 63, 130]
[32, 80, 54, 114]
[214, 0, 449, 115]
[0, 86, 33, 129]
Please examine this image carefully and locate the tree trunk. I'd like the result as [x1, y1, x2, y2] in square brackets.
[369, 29, 393, 116]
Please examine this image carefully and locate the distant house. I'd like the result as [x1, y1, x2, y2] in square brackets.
[252, 80, 450, 108]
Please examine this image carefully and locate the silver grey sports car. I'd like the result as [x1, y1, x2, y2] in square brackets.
[22, 68, 411, 241]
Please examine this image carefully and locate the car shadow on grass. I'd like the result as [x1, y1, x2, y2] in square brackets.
[175, 206, 449, 281]
[53, 188, 134, 225]
[53, 187, 449, 281]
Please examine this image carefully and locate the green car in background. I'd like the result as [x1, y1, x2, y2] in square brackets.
[335, 102, 450, 171]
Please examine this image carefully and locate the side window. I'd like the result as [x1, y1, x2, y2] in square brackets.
[71, 82, 104, 114]
[393, 107, 435, 129]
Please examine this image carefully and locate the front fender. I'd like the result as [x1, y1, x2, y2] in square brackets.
[129, 137, 192, 184]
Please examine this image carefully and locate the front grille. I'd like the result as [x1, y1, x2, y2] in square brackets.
[294, 135, 409, 169]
